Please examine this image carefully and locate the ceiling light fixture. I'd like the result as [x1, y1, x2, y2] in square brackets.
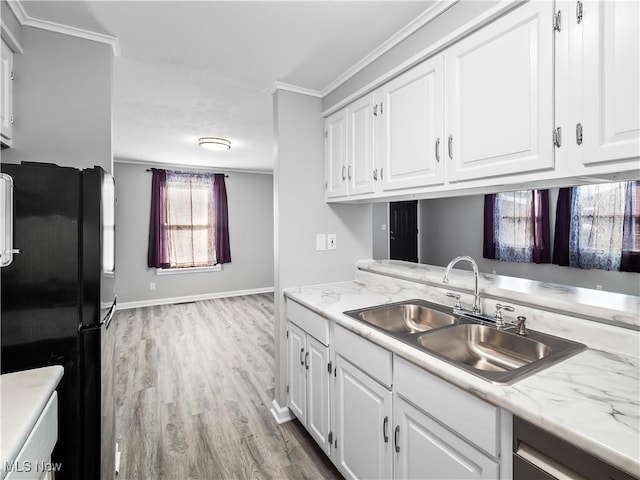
[198, 137, 231, 151]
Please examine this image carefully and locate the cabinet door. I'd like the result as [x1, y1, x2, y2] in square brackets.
[306, 335, 331, 454]
[334, 356, 392, 480]
[325, 109, 348, 199]
[377, 55, 445, 191]
[287, 323, 306, 423]
[1, 39, 13, 145]
[347, 94, 376, 196]
[445, 1, 554, 182]
[582, 0, 640, 165]
[394, 396, 499, 480]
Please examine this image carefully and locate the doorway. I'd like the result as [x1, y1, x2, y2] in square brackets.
[389, 200, 419, 262]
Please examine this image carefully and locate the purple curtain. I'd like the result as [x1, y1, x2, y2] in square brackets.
[532, 190, 551, 264]
[483, 194, 497, 259]
[552, 187, 573, 266]
[214, 174, 231, 264]
[621, 181, 639, 272]
[147, 168, 170, 268]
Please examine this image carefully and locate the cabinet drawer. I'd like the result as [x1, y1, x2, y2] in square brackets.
[287, 299, 329, 346]
[394, 356, 499, 457]
[334, 324, 392, 387]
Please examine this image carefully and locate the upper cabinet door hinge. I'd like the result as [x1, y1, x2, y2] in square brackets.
[325, 130, 328, 139]
[576, 1, 583, 24]
[553, 127, 562, 148]
[327, 361, 332, 374]
[286, 384, 290, 393]
[576, 123, 583, 146]
[328, 431, 333, 444]
[10, 69, 15, 81]
[553, 10, 562, 32]
[286, 330, 289, 338]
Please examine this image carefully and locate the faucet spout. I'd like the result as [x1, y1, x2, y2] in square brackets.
[443, 255, 481, 314]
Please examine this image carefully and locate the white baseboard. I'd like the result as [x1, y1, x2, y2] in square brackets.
[116, 286, 274, 310]
[270, 399, 293, 425]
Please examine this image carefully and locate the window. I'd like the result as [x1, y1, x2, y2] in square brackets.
[483, 190, 550, 264]
[554, 181, 639, 272]
[147, 169, 231, 269]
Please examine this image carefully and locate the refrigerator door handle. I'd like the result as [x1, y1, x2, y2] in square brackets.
[1, 173, 20, 267]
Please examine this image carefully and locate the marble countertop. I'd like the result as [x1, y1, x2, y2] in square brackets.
[283, 273, 640, 477]
[0, 366, 64, 478]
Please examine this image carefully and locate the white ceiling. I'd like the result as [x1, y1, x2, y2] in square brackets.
[21, 1, 435, 173]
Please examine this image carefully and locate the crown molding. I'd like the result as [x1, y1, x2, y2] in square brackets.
[7, 0, 120, 57]
[319, 0, 458, 98]
[1, 20, 23, 53]
[267, 81, 322, 98]
[114, 157, 274, 175]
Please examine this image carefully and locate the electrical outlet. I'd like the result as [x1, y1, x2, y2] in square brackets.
[327, 234, 337, 250]
[316, 234, 326, 251]
[596, 284, 603, 291]
[149, 282, 156, 291]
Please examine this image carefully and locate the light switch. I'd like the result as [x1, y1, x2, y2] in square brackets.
[327, 234, 337, 250]
[316, 234, 326, 251]
[381, 224, 387, 231]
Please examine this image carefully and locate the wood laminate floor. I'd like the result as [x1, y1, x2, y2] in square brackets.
[114, 294, 342, 480]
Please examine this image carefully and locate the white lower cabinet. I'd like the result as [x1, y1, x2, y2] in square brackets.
[334, 355, 393, 480]
[286, 301, 331, 455]
[394, 396, 499, 480]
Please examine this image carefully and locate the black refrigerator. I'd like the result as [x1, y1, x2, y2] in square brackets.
[1, 161, 117, 480]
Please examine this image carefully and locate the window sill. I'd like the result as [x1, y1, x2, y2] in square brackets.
[156, 265, 222, 275]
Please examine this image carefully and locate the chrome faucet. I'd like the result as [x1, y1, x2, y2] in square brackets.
[443, 256, 481, 314]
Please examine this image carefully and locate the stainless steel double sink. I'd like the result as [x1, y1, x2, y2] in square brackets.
[343, 299, 586, 385]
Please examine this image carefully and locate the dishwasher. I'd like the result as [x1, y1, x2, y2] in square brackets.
[513, 417, 638, 480]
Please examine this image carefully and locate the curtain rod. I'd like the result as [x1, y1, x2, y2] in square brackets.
[145, 168, 228, 177]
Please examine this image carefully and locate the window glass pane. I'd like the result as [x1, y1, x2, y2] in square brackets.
[495, 190, 534, 262]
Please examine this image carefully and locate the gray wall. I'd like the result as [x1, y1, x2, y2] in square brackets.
[1, 26, 112, 173]
[114, 162, 274, 305]
[372, 202, 389, 260]
[273, 89, 372, 408]
[419, 192, 640, 296]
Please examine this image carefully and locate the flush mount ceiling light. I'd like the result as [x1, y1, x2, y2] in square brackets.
[198, 137, 231, 151]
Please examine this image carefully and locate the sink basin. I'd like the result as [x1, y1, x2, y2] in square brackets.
[417, 324, 551, 372]
[343, 300, 587, 385]
[416, 322, 586, 384]
[344, 300, 458, 334]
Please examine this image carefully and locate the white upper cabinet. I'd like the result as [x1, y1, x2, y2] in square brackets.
[581, 0, 640, 165]
[325, 109, 348, 199]
[377, 55, 445, 191]
[346, 94, 376, 196]
[444, 1, 554, 182]
[1, 39, 14, 147]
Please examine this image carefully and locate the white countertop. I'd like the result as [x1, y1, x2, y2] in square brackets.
[283, 266, 640, 478]
[0, 366, 64, 478]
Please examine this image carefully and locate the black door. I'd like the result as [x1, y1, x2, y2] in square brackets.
[389, 201, 418, 262]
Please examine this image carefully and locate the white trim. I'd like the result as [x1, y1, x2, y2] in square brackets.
[8, 0, 120, 57]
[1, 21, 24, 53]
[114, 157, 274, 175]
[319, 0, 458, 98]
[156, 265, 222, 275]
[6, 1, 28, 25]
[267, 81, 322, 98]
[321, 0, 523, 118]
[115, 286, 275, 311]
[270, 399, 293, 425]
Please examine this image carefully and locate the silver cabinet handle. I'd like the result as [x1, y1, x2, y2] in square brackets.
[373, 104, 378, 117]
[435, 137, 441, 162]
[373, 169, 378, 181]
[341, 165, 346, 181]
[380, 102, 383, 115]
[576, 0, 583, 23]
[299, 348, 305, 365]
[348, 165, 352, 180]
[394, 425, 400, 453]
[448, 134, 453, 160]
[380, 167, 384, 181]
[383, 416, 389, 443]
[304, 352, 309, 370]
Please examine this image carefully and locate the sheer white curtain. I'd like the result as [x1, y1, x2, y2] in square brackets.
[494, 191, 535, 262]
[165, 171, 216, 268]
[569, 183, 627, 270]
